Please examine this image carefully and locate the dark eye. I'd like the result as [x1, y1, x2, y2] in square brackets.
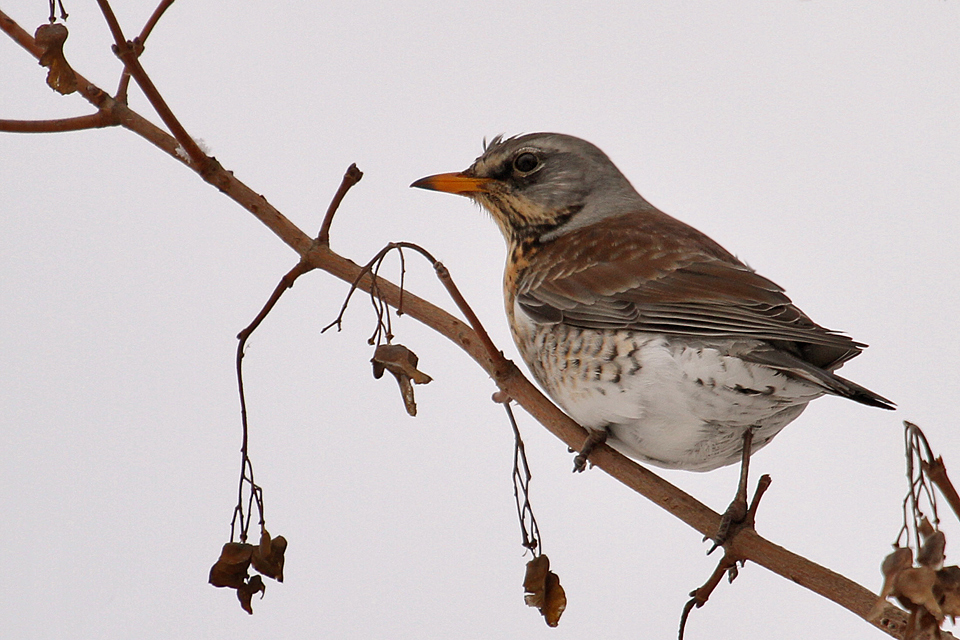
[513, 152, 540, 174]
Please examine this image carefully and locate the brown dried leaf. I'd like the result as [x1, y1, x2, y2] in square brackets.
[523, 555, 550, 608]
[251, 530, 287, 583]
[936, 566, 960, 621]
[523, 554, 566, 627]
[541, 570, 567, 627]
[901, 607, 946, 640]
[259, 529, 272, 557]
[372, 344, 432, 416]
[34, 23, 76, 94]
[372, 344, 432, 384]
[870, 547, 914, 620]
[918, 530, 946, 569]
[208, 542, 254, 589]
[209, 540, 278, 614]
[896, 566, 943, 621]
[237, 575, 265, 615]
[911, 609, 942, 640]
[883, 546, 915, 573]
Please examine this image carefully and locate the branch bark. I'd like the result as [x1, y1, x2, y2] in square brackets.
[0, 7, 919, 638]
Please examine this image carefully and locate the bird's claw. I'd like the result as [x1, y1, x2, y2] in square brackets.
[705, 474, 772, 554]
[707, 496, 749, 554]
[572, 429, 608, 473]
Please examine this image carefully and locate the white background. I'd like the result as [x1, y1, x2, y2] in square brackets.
[2, 2, 958, 638]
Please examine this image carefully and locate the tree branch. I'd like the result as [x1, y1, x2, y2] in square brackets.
[0, 112, 116, 133]
[95, 0, 210, 169]
[116, 0, 176, 103]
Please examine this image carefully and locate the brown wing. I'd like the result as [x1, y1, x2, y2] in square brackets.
[516, 211, 864, 370]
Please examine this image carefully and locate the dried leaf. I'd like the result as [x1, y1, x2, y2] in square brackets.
[936, 566, 960, 621]
[259, 529, 272, 557]
[918, 530, 946, 569]
[883, 546, 915, 573]
[910, 609, 941, 640]
[210, 540, 280, 614]
[372, 344, 432, 416]
[237, 574, 265, 615]
[523, 555, 550, 608]
[251, 530, 287, 582]
[209, 542, 254, 589]
[523, 554, 566, 627]
[34, 23, 76, 94]
[541, 570, 567, 627]
[869, 547, 914, 620]
[372, 344, 432, 384]
[896, 566, 943, 621]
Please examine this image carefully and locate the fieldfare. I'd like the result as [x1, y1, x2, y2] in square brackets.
[412, 133, 893, 535]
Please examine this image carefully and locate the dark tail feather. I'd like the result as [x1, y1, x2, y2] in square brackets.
[824, 371, 896, 410]
[743, 348, 895, 410]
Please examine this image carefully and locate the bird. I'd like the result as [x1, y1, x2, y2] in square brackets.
[411, 133, 893, 540]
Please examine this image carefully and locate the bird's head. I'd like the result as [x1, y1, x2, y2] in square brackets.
[412, 133, 651, 245]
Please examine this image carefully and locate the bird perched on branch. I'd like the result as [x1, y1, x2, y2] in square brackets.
[412, 133, 893, 539]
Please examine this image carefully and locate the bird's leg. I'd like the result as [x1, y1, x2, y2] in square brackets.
[709, 429, 754, 553]
[684, 472, 771, 635]
[572, 428, 608, 473]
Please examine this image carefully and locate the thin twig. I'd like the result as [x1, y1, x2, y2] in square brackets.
[47, 0, 68, 22]
[679, 552, 739, 640]
[903, 422, 960, 535]
[369, 250, 393, 344]
[138, 0, 176, 43]
[238, 260, 314, 345]
[322, 241, 433, 339]
[322, 244, 394, 334]
[323, 240, 505, 372]
[317, 164, 363, 244]
[228, 164, 365, 539]
[0, 112, 116, 133]
[902, 423, 942, 550]
[96, 0, 209, 169]
[117, 0, 176, 101]
[924, 458, 960, 526]
[433, 261, 507, 371]
[504, 401, 542, 554]
[232, 259, 313, 542]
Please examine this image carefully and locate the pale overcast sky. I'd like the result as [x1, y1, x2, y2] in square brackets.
[2, 2, 959, 639]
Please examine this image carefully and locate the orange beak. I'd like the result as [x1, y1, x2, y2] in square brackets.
[410, 172, 491, 195]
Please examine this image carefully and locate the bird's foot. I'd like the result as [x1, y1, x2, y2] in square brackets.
[572, 429, 607, 472]
[712, 495, 748, 551]
[685, 475, 771, 639]
[706, 474, 772, 554]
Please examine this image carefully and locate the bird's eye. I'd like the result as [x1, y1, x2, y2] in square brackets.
[513, 152, 540, 174]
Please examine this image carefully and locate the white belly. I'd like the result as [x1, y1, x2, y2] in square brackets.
[510, 305, 824, 471]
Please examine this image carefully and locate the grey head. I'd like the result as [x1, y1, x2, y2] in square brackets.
[414, 133, 655, 245]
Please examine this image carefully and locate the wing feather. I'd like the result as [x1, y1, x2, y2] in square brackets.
[516, 212, 864, 369]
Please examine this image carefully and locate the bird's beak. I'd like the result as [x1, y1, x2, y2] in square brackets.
[410, 172, 491, 195]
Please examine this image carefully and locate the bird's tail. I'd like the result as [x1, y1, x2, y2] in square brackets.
[743, 348, 895, 410]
